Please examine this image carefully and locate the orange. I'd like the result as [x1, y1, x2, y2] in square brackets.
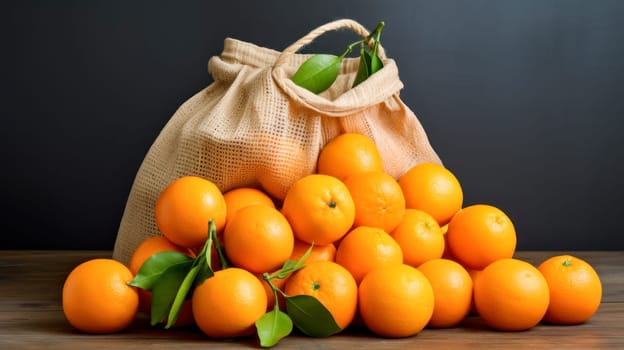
[398, 162, 463, 226]
[155, 176, 227, 248]
[284, 261, 358, 330]
[128, 236, 190, 276]
[466, 268, 482, 316]
[193, 267, 267, 338]
[281, 174, 355, 245]
[223, 204, 294, 274]
[446, 204, 516, 270]
[537, 255, 602, 324]
[257, 136, 310, 201]
[335, 226, 403, 284]
[358, 264, 434, 337]
[128, 236, 194, 327]
[417, 259, 473, 328]
[290, 239, 336, 264]
[440, 224, 456, 260]
[390, 209, 444, 267]
[317, 133, 384, 181]
[259, 241, 336, 312]
[223, 187, 275, 225]
[474, 258, 550, 331]
[62, 258, 139, 334]
[343, 171, 406, 233]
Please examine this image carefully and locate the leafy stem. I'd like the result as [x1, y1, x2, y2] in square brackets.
[292, 20, 386, 93]
[255, 244, 340, 347]
[129, 219, 221, 328]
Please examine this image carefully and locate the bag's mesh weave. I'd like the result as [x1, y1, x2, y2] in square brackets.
[113, 20, 441, 265]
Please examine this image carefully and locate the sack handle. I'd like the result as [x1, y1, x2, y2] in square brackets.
[273, 19, 387, 68]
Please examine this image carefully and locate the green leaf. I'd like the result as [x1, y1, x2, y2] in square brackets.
[128, 251, 193, 290]
[369, 41, 384, 74]
[165, 262, 203, 329]
[195, 258, 214, 286]
[149, 260, 193, 326]
[273, 244, 314, 279]
[291, 54, 342, 94]
[352, 48, 371, 88]
[285, 295, 341, 337]
[256, 307, 293, 347]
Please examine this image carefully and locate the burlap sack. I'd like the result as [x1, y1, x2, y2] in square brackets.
[113, 19, 441, 265]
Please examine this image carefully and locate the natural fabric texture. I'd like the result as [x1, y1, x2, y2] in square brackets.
[113, 22, 441, 265]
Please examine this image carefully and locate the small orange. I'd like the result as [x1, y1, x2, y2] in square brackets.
[537, 255, 602, 324]
[62, 258, 139, 333]
[390, 209, 444, 267]
[127, 236, 193, 325]
[281, 174, 355, 245]
[259, 241, 336, 312]
[223, 204, 294, 274]
[192, 267, 267, 338]
[289, 239, 336, 264]
[474, 258, 550, 331]
[358, 264, 434, 337]
[128, 236, 190, 276]
[155, 176, 227, 248]
[466, 267, 482, 316]
[343, 171, 406, 233]
[257, 135, 310, 201]
[284, 261, 358, 330]
[223, 187, 275, 225]
[398, 162, 463, 226]
[417, 259, 473, 328]
[440, 224, 456, 260]
[335, 226, 403, 284]
[317, 133, 384, 181]
[446, 204, 517, 270]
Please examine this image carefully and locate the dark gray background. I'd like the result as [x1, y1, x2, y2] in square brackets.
[2, 0, 623, 250]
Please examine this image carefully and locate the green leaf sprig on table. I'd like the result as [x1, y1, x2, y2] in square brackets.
[255, 244, 341, 347]
[128, 220, 340, 347]
[291, 21, 385, 94]
[128, 219, 225, 328]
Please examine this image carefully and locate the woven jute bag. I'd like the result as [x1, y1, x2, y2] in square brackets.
[113, 19, 441, 265]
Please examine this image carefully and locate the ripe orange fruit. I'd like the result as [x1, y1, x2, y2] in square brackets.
[284, 261, 358, 330]
[192, 267, 267, 338]
[223, 204, 294, 274]
[343, 171, 406, 233]
[290, 239, 336, 264]
[398, 162, 463, 226]
[62, 259, 139, 333]
[259, 241, 336, 312]
[474, 258, 550, 331]
[358, 264, 434, 337]
[281, 174, 355, 245]
[446, 204, 516, 270]
[537, 255, 602, 324]
[257, 136, 310, 201]
[466, 267, 482, 315]
[155, 176, 227, 248]
[128, 236, 190, 276]
[317, 133, 384, 181]
[223, 187, 275, 225]
[417, 259, 473, 328]
[335, 226, 403, 284]
[128, 236, 194, 327]
[390, 209, 444, 267]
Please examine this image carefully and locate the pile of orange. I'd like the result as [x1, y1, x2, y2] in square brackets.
[62, 132, 602, 343]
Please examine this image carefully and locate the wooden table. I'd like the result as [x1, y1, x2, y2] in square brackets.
[1, 250, 622, 349]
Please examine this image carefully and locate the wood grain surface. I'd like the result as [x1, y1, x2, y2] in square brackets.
[1, 250, 622, 349]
